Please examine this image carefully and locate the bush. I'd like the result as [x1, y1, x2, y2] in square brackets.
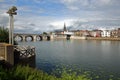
[0, 27, 9, 43]
[0, 26, 18, 45]
[0, 65, 90, 80]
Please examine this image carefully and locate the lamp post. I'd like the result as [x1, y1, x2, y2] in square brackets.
[7, 6, 17, 45]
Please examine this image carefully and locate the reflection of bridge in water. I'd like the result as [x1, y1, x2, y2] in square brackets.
[14, 33, 51, 42]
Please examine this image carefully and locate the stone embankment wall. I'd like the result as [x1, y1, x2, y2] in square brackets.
[53, 36, 86, 40]
[0, 43, 14, 65]
[71, 36, 86, 39]
[53, 35, 120, 41]
[86, 37, 120, 41]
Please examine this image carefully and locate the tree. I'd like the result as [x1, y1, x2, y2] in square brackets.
[0, 26, 9, 43]
[0, 26, 18, 45]
[43, 32, 47, 35]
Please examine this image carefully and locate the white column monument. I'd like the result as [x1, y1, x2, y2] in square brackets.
[7, 6, 17, 45]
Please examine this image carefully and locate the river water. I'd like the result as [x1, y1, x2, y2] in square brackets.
[19, 40, 120, 79]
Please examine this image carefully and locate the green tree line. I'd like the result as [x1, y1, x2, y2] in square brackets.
[0, 26, 18, 45]
[0, 26, 9, 43]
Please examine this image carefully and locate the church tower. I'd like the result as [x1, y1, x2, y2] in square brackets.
[63, 22, 67, 32]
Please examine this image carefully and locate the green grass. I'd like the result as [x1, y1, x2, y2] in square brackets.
[0, 65, 90, 80]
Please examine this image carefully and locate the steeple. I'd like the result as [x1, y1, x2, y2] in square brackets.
[63, 22, 67, 31]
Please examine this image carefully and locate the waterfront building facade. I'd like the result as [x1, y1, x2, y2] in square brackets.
[54, 23, 73, 37]
[72, 30, 91, 37]
[111, 28, 120, 37]
[89, 30, 102, 37]
[101, 30, 111, 37]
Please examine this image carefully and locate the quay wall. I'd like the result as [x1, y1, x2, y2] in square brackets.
[86, 37, 120, 41]
[53, 36, 120, 41]
[53, 36, 66, 40]
[53, 36, 86, 40]
[71, 36, 86, 39]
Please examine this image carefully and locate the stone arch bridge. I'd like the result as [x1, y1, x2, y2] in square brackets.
[14, 33, 52, 42]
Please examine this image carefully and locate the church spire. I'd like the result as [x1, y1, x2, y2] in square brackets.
[63, 22, 67, 31]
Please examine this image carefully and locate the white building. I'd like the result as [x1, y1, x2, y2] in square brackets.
[64, 31, 74, 35]
[101, 30, 111, 37]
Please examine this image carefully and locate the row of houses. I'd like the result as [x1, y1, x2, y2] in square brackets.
[53, 23, 120, 38]
[54, 28, 120, 38]
[72, 28, 120, 37]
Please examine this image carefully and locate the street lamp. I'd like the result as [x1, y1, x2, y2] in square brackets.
[7, 6, 17, 45]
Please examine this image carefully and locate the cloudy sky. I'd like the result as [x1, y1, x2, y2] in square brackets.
[0, 0, 120, 33]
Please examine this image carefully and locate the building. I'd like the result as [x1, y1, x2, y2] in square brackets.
[111, 28, 120, 37]
[54, 23, 73, 36]
[63, 23, 73, 35]
[63, 22, 67, 32]
[101, 30, 111, 37]
[72, 30, 91, 37]
[89, 30, 102, 37]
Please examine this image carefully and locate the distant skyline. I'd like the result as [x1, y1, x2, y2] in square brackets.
[0, 0, 120, 33]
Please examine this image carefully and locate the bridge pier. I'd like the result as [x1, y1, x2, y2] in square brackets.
[42, 36, 47, 40]
[33, 35, 37, 42]
[22, 35, 26, 42]
[50, 35, 54, 40]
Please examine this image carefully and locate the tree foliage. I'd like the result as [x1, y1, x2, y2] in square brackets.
[0, 26, 18, 45]
[0, 26, 9, 43]
[43, 32, 48, 35]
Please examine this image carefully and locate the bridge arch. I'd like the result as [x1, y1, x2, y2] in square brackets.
[47, 36, 50, 40]
[14, 35, 23, 42]
[36, 35, 43, 41]
[25, 35, 34, 42]
[66, 35, 71, 40]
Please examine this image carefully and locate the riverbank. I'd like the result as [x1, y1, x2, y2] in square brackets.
[53, 36, 120, 41]
[86, 37, 120, 41]
[0, 65, 90, 80]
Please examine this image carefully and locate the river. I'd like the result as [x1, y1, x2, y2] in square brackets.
[19, 40, 120, 79]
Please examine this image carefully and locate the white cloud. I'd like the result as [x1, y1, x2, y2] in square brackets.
[100, 0, 111, 4]
[60, 0, 118, 10]
[0, 0, 4, 2]
[92, 0, 111, 5]
[0, 13, 9, 27]
[33, 0, 44, 3]
[61, 0, 90, 10]
[0, 0, 120, 33]
[49, 19, 75, 29]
